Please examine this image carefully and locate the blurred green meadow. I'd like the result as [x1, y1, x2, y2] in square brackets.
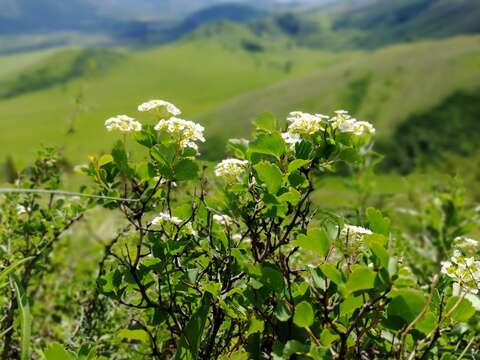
[1, 0, 480, 198]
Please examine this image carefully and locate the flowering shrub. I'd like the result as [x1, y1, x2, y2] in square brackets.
[1, 100, 479, 359]
[76, 101, 480, 359]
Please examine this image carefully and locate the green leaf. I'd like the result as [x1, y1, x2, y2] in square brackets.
[295, 140, 313, 160]
[112, 140, 132, 176]
[366, 208, 390, 236]
[0, 257, 33, 282]
[175, 159, 199, 181]
[227, 138, 249, 158]
[10, 274, 31, 360]
[135, 125, 158, 148]
[43, 343, 74, 360]
[445, 296, 475, 323]
[253, 112, 276, 131]
[319, 328, 340, 347]
[345, 265, 376, 295]
[77, 345, 96, 360]
[319, 263, 344, 286]
[175, 294, 211, 360]
[287, 159, 311, 173]
[387, 289, 427, 324]
[277, 189, 301, 205]
[246, 316, 265, 337]
[254, 162, 283, 194]
[260, 264, 285, 294]
[365, 237, 389, 269]
[283, 340, 309, 357]
[151, 143, 176, 166]
[340, 295, 363, 318]
[249, 133, 285, 158]
[117, 329, 149, 342]
[293, 301, 314, 328]
[339, 148, 361, 163]
[293, 228, 330, 257]
[203, 282, 221, 298]
[98, 154, 113, 167]
[415, 312, 436, 334]
[274, 301, 292, 322]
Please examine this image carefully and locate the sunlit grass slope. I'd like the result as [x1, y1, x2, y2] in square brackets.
[200, 35, 480, 156]
[0, 39, 358, 163]
[0, 35, 479, 165]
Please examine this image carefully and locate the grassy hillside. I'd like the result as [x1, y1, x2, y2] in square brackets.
[0, 33, 479, 171]
[0, 39, 355, 163]
[199, 35, 480, 156]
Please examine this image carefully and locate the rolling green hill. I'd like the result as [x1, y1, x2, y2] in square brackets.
[0, 34, 479, 169]
[199, 35, 480, 156]
[0, 39, 355, 164]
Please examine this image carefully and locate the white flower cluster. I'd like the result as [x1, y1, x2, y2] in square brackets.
[331, 110, 376, 136]
[441, 250, 480, 294]
[286, 111, 328, 136]
[281, 110, 375, 147]
[213, 214, 233, 226]
[105, 115, 142, 133]
[340, 224, 373, 243]
[214, 159, 249, 183]
[138, 100, 181, 117]
[16, 205, 30, 215]
[152, 212, 183, 226]
[454, 236, 478, 253]
[154, 117, 205, 151]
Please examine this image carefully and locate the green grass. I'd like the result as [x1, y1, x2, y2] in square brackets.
[0, 38, 359, 163]
[0, 34, 479, 169]
[199, 35, 480, 156]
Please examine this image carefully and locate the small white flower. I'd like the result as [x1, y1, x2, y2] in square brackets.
[213, 214, 232, 226]
[152, 212, 183, 226]
[232, 233, 243, 241]
[337, 118, 375, 136]
[454, 236, 478, 252]
[153, 177, 177, 187]
[154, 117, 205, 151]
[442, 249, 480, 294]
[281, 132, 301, 146]
[339, 224, 372, 246]
[105, 115, 142, 133]
[214, 159, 249, 183]
[286, 111, 327, 136]
[138, 99, 181, 117]
[16, 205, 29, 215]
[441, 261, 457, 278]
[452, 250, 466, 265]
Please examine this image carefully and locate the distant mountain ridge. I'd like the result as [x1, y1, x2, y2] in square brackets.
[1, 0, 479, 53]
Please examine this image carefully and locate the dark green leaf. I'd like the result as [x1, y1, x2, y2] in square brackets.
[387, 289, 427, 324]
[175, 159, 199, 181]
[260, 264, 285, 294]
[175, 294, 211, 360]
